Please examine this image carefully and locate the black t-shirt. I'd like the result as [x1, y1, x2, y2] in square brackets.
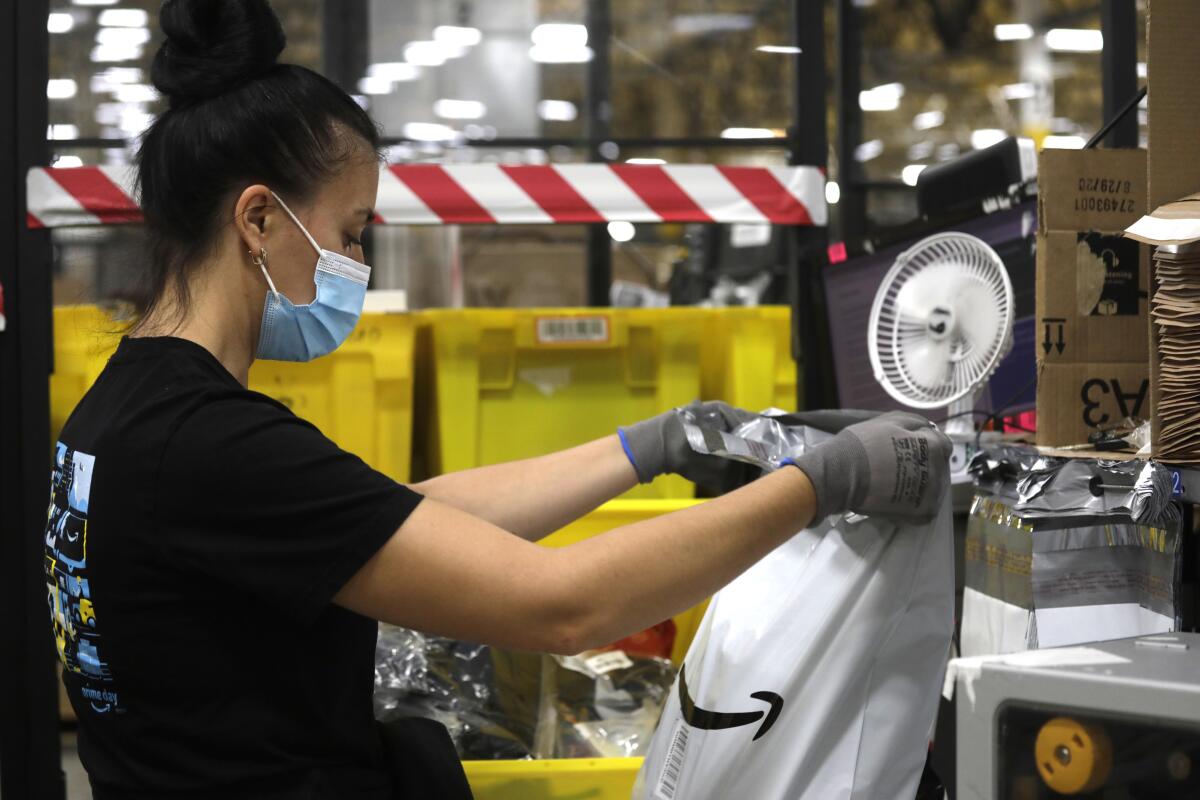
[45, 336, 423, 799]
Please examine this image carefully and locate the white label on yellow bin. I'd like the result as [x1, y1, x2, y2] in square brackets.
[654, 719, 690, 800]
[536, 316, 609, 345]
[584, 649, 634, 675]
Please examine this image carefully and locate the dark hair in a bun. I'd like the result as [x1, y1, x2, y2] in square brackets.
[151, 0, 285, 104]
[134, 0, 380, 327]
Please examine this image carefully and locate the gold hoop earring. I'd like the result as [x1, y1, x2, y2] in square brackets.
[249, 247, 268, 269]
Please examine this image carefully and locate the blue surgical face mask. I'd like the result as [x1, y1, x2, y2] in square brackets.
[255, 191, 370, 362]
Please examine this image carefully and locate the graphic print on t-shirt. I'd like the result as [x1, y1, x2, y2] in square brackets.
[45, 442, 121, 714]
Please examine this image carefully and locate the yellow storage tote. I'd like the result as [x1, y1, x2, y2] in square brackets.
[50, 305, 122, 442]
[414, 308, 705, 500]
[464, 499, 710, 800]
[248, 313, 416, 482]
[463, 758, 642, 800]
[50, 306, 417, 482]
[700, 305, 797, 413]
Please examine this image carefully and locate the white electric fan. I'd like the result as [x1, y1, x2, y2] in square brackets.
[868, 232, 1014, 437]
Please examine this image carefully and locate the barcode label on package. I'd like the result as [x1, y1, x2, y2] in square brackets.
[654, 720, 690, 800]
[584, 650, 634, 675]
[536, 316, 610, 345]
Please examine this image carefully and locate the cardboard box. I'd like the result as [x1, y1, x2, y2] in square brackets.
[1036, 148, 1148, 364]
[1036, 361, 1150, 447]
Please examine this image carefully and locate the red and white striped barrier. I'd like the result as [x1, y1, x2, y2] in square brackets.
[27, 164, 826, 229]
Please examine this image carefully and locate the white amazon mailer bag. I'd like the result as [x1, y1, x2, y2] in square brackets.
[633, 414, 954, 800]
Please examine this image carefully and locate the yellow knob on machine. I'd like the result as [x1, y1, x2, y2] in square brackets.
[1034, 717, 1113, 795]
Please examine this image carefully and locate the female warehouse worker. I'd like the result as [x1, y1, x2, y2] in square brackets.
[45, 1, 952, 798]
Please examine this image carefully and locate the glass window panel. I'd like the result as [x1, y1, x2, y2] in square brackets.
[364, 0, 587, 141]
[47, 0, 324, 161]
[610, 0, 797, 139]
[855, 0, 1145, 196]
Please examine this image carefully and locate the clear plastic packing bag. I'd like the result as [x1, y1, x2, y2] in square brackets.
[968, 443, 1180, 528]
[960, 444, 1184, 660]
[542, 650, 676, 759]
[634, 410, 955, 800]
[373, 625, 677, 761]
[373, 625, 534, 761]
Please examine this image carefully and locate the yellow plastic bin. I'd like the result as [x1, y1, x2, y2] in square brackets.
[248, 313, 416, 482]
[463, 499, 710, 799]
[414, 308, 706, 500]
[700, 305, 797, 413]
[50, 306, 417, 482]
[50, 305, 122, 443]
[463, 758, 643, 800]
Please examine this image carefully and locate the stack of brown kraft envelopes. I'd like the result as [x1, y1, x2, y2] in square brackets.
[1127, 196, 1200, 461]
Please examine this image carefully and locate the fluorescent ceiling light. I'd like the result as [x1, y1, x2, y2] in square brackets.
[970, 128, 1008, 150]
[994, 23, 1033, 41]
[901, 164, 927, 186]
[404, 41, 451, 66]
[357, 76, 393, 95]
[47, 79, 78, 99]
[73, 0, 117, 5]
[434, 25, 482, 47]
[671, 14, 753, 35]
[607, 221, 635, 242]
[403, 122, 459, 142]
[91, 44, 144, 62]
[908, 141, 934, 160]
[119, 108, 154, 134]
[537, 99, 578, 122]
[1137, 62, 1147, 79]
[529, 45, 593, 63]
[756, 45, 802, 54]
[1001, 82, 1036, 100]
[97, 27, 151, 46]
[114, 83, 157, 103]
[855, 139, 884, 162]
[531, 23, 588, 48]
[434, 99, 486, 120]
[98, 8, 149, 27]
[94, 102, 125, 125]
[54, 155, 85, 168]
[626, 158, 666, 165]
[825, 181, 840, 205]
[48, 13, 75, 33]
[1045, 28, 1103, 52]
[90, 67, 142, 92]
[47, 124, 80, 140]
[367, 62, 420, 82]
[720, 127, 775, 139]
[912, 110, 944, 130]
[1042, 134, 1087, 149]
[859, 82, 904, 112]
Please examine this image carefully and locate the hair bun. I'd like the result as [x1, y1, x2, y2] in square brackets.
[151, 0, 286, 104]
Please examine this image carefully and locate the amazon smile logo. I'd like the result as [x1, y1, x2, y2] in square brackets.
[677, 664, 783, 741]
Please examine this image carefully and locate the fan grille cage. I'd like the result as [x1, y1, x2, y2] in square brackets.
[868, 233, 1014, 409]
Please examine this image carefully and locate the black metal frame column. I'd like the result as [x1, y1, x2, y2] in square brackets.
[788, 0, 833, 410]
[1100, 0, 1138, 148]
[835, 0, 865, 245]
[584, 0, 613, 307]
[0, 0, 65, 798]
[322, 0, 370, 94]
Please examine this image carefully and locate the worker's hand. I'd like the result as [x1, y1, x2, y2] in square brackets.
[782, 411, 953, 523]
[620, 401, 758, 489]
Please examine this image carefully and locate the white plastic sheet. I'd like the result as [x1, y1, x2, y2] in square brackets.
[633, 496, 954, 800]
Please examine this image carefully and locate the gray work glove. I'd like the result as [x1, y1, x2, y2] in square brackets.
[620, 400, 757, 488]
[783, 411, 953, 523]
